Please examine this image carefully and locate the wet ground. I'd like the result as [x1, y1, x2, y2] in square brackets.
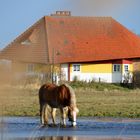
[0, 117, 140, 140]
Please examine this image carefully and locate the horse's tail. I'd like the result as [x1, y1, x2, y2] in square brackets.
[38, 84, 45, 116]
[38, 84, 45, 104]
[39, 84, 51, 116]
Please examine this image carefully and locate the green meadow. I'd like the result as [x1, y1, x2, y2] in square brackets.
[0, 82, 140, 118]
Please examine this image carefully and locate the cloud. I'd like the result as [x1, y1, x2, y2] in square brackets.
[64, 0, 138, 16]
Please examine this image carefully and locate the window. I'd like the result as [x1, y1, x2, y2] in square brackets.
[21, 39, 31, 45]
[113, 64, 121, 72]
[124, 65, 129, 72]
[27, 64, 34, 72]
[73, 64, 80, 72]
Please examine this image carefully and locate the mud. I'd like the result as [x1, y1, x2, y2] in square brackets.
[0, 117, 140, 140]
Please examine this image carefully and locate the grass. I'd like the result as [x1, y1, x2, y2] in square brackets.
[76, 90, 140, 118]
[69, 81, 131, 91]
[0, 82, 140, 118]
[0, 85, 39, 116]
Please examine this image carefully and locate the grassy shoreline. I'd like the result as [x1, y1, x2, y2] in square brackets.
[0, 83, 140, 118]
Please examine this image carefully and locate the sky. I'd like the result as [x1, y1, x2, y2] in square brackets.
[0, 0, 140, 49]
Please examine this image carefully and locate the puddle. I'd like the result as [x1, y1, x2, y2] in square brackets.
[0, 117, 140, 140]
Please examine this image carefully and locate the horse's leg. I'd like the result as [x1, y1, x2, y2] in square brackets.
[40, 104, 48, 125]
[51, 108, 56, 126]
[40, 104, 43, 124]
[60, 107, 67, 126]
[44, 104, 49, 125]
[40, 104, 45, 125]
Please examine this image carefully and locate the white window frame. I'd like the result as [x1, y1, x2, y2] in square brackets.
[124, 64, 129, 72]
[27, 64, 34, 73]
[73, 64, 81, 72]
[113, 64, 121, 72]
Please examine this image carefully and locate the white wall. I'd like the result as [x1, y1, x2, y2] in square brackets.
[70, 72, 113, 83]
[61, 64, 68, 81]
[112, 73, 122, 83]
[61, 63, 129, 83]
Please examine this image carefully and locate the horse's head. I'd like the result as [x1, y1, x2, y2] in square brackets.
[68, 106, 79, 127]
[62, 84, 79, 126]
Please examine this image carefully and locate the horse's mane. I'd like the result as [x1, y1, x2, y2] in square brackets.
[63, 84, 76, 107]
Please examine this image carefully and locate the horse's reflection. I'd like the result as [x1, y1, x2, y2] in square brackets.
[39, 136, 77, 140]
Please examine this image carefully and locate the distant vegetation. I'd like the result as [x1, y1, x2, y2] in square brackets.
[69, 81, 130, 91]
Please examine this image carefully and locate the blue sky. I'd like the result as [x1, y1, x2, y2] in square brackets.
[0, 0, 140, 49]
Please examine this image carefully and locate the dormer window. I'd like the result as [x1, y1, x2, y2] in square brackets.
[21, 39, 31, 45]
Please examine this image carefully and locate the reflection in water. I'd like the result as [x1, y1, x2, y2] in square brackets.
[39, 136, 76, 140]
[1, 117, 140, 140]
[27, 136, 139, 140]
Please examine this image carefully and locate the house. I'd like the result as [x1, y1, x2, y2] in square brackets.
[1, 11, 140, 83]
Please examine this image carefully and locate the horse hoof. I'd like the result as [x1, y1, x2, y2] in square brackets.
[53, 124, 57, 127]
[41, 124, 48, 128]
[48, 123, 57, 127]
[60, 124, 66, 128]
[72, 122, 77, 127]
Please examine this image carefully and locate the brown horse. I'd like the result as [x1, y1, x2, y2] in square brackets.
[39, 83, 79, 126]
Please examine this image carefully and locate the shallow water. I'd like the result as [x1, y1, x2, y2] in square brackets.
[0, 117, 140, 140]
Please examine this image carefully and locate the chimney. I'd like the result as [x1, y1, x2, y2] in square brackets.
[51, 11, 71, 16]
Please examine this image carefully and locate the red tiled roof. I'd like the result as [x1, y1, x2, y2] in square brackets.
[45, 16, 140, 63]
[1, 16, 140, 64]
[0, 18, 49, 64]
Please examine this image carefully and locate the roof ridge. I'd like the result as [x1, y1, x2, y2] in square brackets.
[45, 15, 113, 19]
